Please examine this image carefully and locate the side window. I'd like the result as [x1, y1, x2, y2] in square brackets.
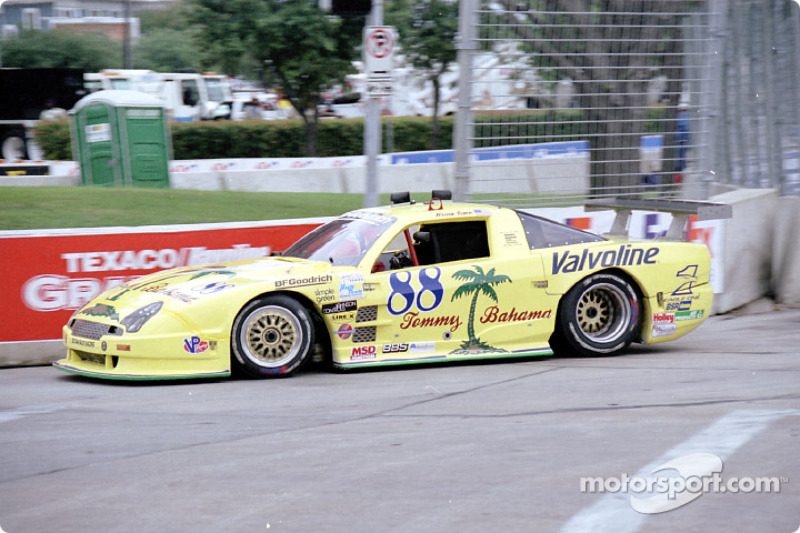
[374, 220, 490, 272]
[181, 81, 200, 106]
[373, 224, 418, 272]
[420, 221, 490, 263]
[517, 210, 605, 249]
[110, 79, 130, 90]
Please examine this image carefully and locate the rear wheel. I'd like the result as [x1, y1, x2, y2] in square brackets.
[231, 295, 314, 378]
[551, 272, 640, 357]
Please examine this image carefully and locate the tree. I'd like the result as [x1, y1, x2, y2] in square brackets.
[391, 0, 458, 149]
[189, 0, 360, 156]
[493, 0, 695, 193]
[1, 30, 121, 70]
[253, 2, 361, 155]
[187, 0, 256, 75]
[138, 2, 193, 33]
[134, 28, 202, 72]
[450, 265, 511, 353]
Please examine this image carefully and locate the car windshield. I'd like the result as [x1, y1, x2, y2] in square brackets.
[283, 215, 395, 267]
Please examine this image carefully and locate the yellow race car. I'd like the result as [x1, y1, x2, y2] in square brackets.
[55, 191, 718, 380]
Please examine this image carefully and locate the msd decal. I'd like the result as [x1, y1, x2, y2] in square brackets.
[350, 345, 377, 361]
[183, 336, 209, 354]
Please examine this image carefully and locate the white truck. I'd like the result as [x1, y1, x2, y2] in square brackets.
[84, 70, 234, 122]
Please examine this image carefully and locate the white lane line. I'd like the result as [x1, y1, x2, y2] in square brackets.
[561, 409, 800, 533]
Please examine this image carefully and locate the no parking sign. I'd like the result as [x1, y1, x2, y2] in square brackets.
[364, 25, 396, 96]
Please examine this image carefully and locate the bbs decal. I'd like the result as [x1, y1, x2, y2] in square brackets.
[382, 343, 409, 353]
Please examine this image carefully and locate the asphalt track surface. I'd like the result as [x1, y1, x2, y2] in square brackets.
[1, 308, 798, 533]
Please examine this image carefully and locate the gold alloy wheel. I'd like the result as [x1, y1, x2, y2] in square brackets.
[575, 282, 631, 343]
[239, 305, 303, 368]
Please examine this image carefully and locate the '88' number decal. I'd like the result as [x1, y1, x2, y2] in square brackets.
[388, 267, 444, 315]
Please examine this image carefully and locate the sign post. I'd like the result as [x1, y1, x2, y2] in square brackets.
[362, 11, 395, 207]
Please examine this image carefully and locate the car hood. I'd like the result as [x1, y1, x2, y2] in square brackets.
[78, 256, 340, 319]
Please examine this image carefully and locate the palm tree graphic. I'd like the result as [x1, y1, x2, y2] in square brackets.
[450, 265, 511, 353]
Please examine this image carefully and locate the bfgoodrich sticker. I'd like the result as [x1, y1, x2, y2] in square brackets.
[275, 274, 333, 289]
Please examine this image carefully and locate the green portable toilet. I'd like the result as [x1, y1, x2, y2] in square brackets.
[70, 90, 171, 187]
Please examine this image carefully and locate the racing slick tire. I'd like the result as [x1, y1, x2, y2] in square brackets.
[231, 295, 314, 378]
[551, 272, 641, 357]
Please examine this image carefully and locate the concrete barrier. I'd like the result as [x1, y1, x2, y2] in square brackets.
[0, 341, 62, 367]
[772, 196, 800, 307]
[710, 187, 778, 314]
[168, 156, 590, 195]
[0, 174, 80, 187]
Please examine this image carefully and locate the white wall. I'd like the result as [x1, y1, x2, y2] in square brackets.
[168, 156, 590, 196]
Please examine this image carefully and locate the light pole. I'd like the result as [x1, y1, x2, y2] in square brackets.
[122, 0, 131, 68]
[363, 0, 384, 208]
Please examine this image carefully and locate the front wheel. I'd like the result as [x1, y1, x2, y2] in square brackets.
[551, 272, 640, 357]
[231, 295, 314, 378]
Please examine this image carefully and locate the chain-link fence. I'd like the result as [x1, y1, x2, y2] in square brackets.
[710, 0, 800, 195]
[454, 0, 800, 206]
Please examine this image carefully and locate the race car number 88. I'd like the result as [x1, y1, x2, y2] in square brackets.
[388, 267, 443, 315]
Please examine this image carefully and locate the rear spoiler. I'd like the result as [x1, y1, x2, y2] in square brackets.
[585, 198, 732, 240]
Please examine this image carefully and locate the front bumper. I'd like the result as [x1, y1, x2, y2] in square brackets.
[54, 322, 231, 381]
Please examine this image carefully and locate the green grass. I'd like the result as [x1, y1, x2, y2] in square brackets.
[0, 187, 390, 230]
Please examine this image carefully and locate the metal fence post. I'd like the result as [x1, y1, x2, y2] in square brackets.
[699, 0, 725, 199]
[453, 0, 477, 202]
[785, 0, 800, 195]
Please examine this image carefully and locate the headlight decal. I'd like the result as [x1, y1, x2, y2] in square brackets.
[121, 302, 163, 333]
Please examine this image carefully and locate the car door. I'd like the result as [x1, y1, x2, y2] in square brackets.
[351, 217, 523, 363]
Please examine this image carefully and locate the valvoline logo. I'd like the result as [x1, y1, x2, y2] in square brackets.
[183, 336, 209, 354]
